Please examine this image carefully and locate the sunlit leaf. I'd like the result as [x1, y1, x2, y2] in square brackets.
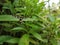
[18, 34, 29, 45]
[11, 27, 26, 32]
[22, 16, 38, 22]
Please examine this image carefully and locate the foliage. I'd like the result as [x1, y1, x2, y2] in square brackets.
[0, 0, 60, 45]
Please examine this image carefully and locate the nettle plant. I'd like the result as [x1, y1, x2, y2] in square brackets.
[0, 0, 60, 45]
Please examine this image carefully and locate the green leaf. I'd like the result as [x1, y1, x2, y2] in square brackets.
[29, 38, 39, 45]
[25, 23, 40, 30]
[0, 23, 12, 27]
[0, 15, 19, 21]
[6, 38, 19, 44]
[30, 31, 47, 43]
[18, 34, 29, 45]
[48, 15, 56, 23]
[50, 38, 57, 45]
[11, 27, 26, 32]
[57, 18, 60, 21]
[31, 31, 42, 40]
[57, 31, 60, 38]
[22, 16, 38, 22]
[13, 0, 20, 7]
[0, 35, 13, 44]
[58, 40, 60, 45]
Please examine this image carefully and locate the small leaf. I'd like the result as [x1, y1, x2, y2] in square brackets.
[11, 27, 26, 32]
[18, 34, 29, 45]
